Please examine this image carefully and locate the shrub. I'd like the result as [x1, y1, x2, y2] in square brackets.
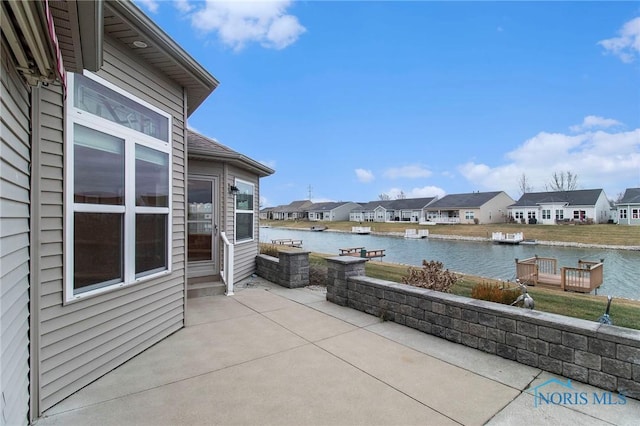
[401, 260, 458, 293]
[309, 262, 327, 287]
[471, 282, 520, 305]
[259, 243, 279, 257]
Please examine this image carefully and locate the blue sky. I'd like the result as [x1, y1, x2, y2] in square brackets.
[135, 1, 640, 207]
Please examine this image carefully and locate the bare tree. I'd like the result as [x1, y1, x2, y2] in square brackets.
[545, 171, 578, 191]
[378, 193, 391, 201]
[518, 173, 533, 195]
[396, 190, 406, 200]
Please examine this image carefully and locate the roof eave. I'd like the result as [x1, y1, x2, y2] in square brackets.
[108, 0, 219, 116]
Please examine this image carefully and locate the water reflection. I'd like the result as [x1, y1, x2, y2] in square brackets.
[260, 227, 640, 301]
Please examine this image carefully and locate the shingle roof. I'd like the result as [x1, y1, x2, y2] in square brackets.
[308, 202, 354, 212]
[187, 130, 274, 177]
[510, 189, 604, 207]
[350, 198, 435, 212]
[618, 188, 640, 204]
[427, 191, 503, 209]
[272, 200, 313, 213]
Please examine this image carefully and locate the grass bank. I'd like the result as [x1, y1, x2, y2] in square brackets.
[306, 253, 640, 331]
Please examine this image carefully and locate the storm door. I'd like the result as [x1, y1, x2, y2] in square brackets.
[187, 178, 218, 277]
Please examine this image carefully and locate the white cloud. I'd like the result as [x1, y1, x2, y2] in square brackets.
[407, 186, 447, 199]
[188, 0, 306, 51]
[597, 17, 640, 63]
[136, 0, 160, 13]
[569, 115, 623, 132]
[458, 128, 640, 199]
[355, 168, 375, 183]
[174, 0, 194, 13]
[383, 165, 432, 179]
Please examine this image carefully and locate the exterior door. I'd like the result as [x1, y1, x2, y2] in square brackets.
[187, 178, 218, 278]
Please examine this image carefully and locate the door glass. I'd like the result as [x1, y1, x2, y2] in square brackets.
[188, 180, 213, 261]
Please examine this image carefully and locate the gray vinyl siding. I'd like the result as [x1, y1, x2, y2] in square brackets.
[227, 167, 260, 281]
[1, 41, 31, 426]
[33, 37, 187, 413]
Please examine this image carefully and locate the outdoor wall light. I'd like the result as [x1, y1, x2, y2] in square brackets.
[228, 184, 240, 195]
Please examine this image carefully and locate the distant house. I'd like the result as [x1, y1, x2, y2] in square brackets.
[616, 188, 640, 225]
[508, 189, 611, 225]
[350, 200, 395, 222]
[349, 197, 436, 222]
[271, 200, 314, 220]
[425, 192, 515, 224]
[260, 207, 275, 220]
[308, 202, 362, 221]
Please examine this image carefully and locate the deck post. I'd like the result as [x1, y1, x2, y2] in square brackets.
[560, 267, 565, 291]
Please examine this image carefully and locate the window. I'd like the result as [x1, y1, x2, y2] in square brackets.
[620, 209, 627, 219]
[573, 210, 586, 220]
[235, 179, 255, 242]
[514, 211, 524, 219]
[633, 209, 639, 219]
[555, 209, 564, 220]
[465, 211, 475, 220]
[542, 209, 551, 220]
[65, 72, 171, 301]
[528, 211, 536, 219]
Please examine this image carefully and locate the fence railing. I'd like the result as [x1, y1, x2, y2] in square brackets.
[220, 232, 234, 296]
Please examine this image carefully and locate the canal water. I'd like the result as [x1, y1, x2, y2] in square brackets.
[259, 227, 640, 301]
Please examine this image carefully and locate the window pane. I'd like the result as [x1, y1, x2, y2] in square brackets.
[188, 180, 213, 262]
[235, 181, 253, 210]
[136, 145, 169, 207]
[188, 180, 212, 221]
[236, 212, 253, 241]
[74, 213, 123, 291]
[74, 124, 124, 205]
[188, 223, 212, 261]
[74, 73, 169, 142]
[136, 214, 168, 277]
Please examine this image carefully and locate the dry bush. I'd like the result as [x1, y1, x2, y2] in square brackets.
[259, 243, 279, 257]
[471, 282, 520, 305]
[309, 263, 328, 287]
[401, 260, 458, 293]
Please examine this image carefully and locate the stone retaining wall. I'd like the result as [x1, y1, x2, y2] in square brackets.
[256, 250, 310, 288]
[326, 256, 640, 399]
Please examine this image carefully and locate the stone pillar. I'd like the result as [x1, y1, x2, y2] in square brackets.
[278, 250, 310, 288]
[326, 256, 367, 306]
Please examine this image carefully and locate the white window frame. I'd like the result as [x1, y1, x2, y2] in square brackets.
[64, 71, 172, 303]
[234, 178, 255, 243]
[465, 211, 475, 220]
[542, 209, 551, 220]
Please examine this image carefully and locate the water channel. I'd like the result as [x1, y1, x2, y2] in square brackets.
[259, 227, 640, 301]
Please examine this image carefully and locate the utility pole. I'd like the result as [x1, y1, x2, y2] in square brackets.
[308, 185, 313, 200]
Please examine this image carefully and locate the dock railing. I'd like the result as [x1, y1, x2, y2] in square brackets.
[515, 256, 557, 286]
[561, 260, 604, 293]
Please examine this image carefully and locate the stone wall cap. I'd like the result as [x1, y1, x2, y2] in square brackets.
[327, 256, 368, 264]
[596, 324, 640, 347]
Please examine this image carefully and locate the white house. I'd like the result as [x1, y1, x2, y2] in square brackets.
[616, 188, 640, 226]
[508, 189, 611, 225]
[307, 202, 361, 221]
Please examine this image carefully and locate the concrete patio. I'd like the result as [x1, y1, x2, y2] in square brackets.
[36, 277, 638, 425]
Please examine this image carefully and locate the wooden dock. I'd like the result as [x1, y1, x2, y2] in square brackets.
[271, 239, 303, 248]
[515, 256, 603, 293]
[492, 232, 524, 244]
[339, 247, 386, 260]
